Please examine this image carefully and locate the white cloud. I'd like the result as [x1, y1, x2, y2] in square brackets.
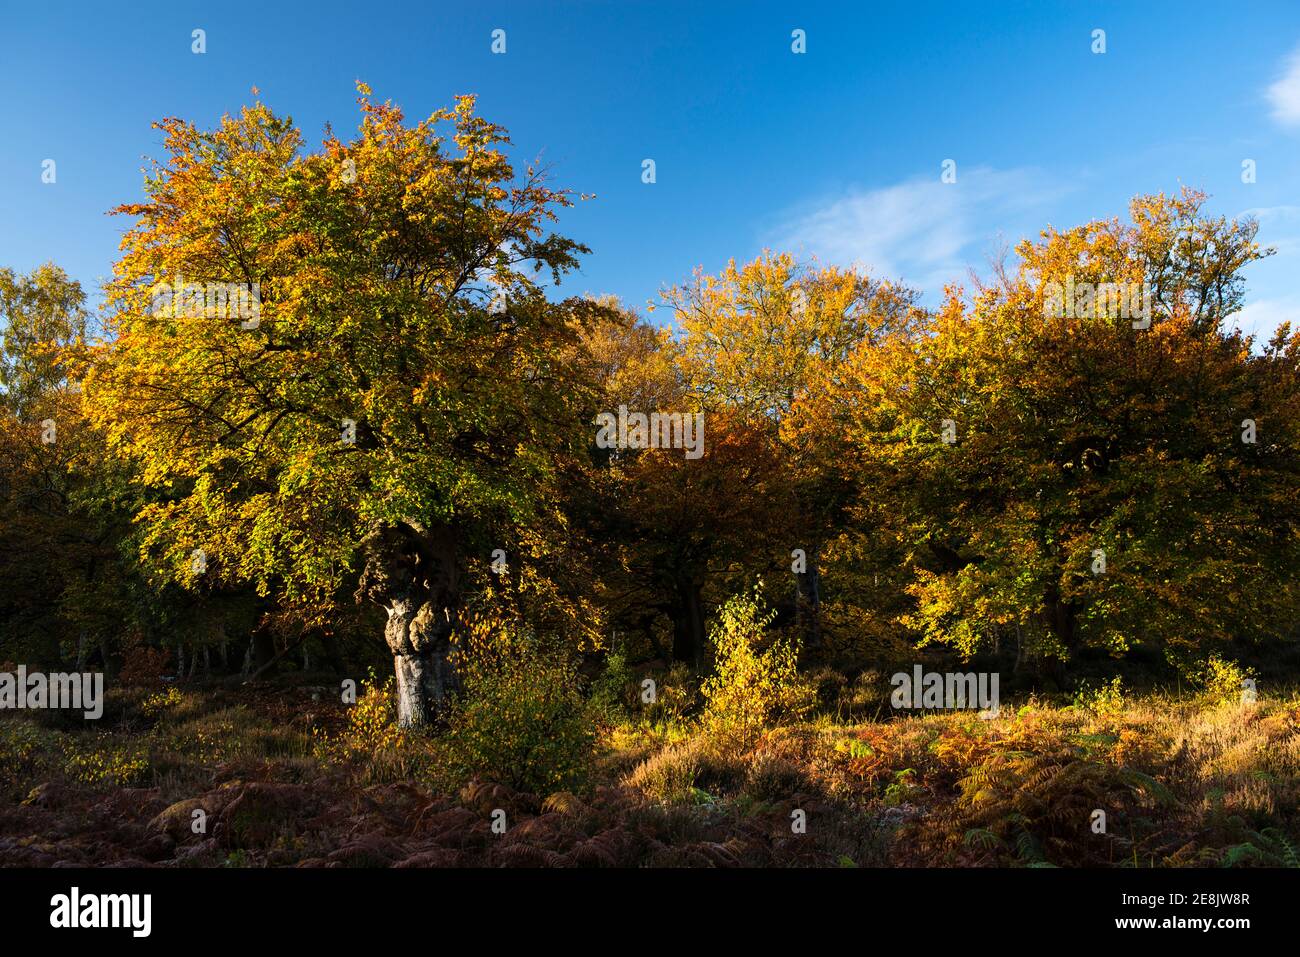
[1267, 45, 1300, 127]
[1230, 296, 1299, 341]
[768, 167, 1070, 294]
[1240, 204, 1300, 256]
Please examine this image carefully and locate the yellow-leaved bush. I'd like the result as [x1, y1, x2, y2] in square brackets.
[701, 590, 815, 751]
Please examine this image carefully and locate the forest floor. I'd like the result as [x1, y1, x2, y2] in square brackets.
[2, 676, 1298, 868]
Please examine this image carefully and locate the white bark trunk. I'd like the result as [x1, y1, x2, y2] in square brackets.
[387, 604, 454, 728]
[394, 652, 433, 728]
[357, 521, 461, 728]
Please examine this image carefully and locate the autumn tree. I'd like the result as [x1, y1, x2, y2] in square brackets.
[845, 190, 1300, 679]
[0, 264, 153, 672]
[1, 264, 91, 416]
[87, 87, 595, 725]
[608, 406, 794, 667]
[662, 253, 922, 645]
[570, 303, 795, 666]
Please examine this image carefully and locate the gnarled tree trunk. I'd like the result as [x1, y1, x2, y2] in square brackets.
[357, 520, 461, 728]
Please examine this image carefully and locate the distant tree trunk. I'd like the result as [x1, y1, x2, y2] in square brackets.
[319, 631, 346, 675]
[249, 625, 277, 676]
[99, 635, 116, 680]
[77, 558, 98, 671]
[795, 543, 822, 648]
[1041, 586, 1077, 686]
[357, 520, 461, 728]
[1048, 601, 1077, 650]
[671, 579, 706, 669]
[643, 625, 668, 666]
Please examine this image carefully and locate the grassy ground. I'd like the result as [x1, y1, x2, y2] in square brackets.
[2, 676, 1298, 868]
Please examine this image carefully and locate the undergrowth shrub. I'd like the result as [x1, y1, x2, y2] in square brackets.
[623, 735, 746, 804]
[118, 636, 171, 687]
[1223, 827, 1300, 867]
[0, 720, 59, 795]
[1190, 655, 1256, 705]
[643, 662, 698, 727]
[591, 644, 699, 736]
[624, 740, 701, 804]
[446, 613, 594, 794]
[63, 735, 151, 787]
[918, 745, 1177, 866]
[141, 686, 185, 719]
[701, 591, 814, 751]
[339, 671, 403, 754]
[1072, 676, 1127, 717]
[588, 641, 636, 723]
[314, 670, 436, 784]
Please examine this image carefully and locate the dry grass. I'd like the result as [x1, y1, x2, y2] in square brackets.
[2, 681, 1297, 867]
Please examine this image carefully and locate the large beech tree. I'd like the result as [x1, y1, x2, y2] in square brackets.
[87, 88, 595, 725]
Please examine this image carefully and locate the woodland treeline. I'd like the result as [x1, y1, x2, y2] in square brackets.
[3, 90, 1299, 727]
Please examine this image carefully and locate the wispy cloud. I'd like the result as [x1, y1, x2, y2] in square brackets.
[1266, 44, 1300, 127]
[768, 167, 1071, 294]
[1231, 297, 1299, 340]
[1240, 204, 1300, 256]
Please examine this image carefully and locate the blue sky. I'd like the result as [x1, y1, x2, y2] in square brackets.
[3, 1, 1300, 338]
